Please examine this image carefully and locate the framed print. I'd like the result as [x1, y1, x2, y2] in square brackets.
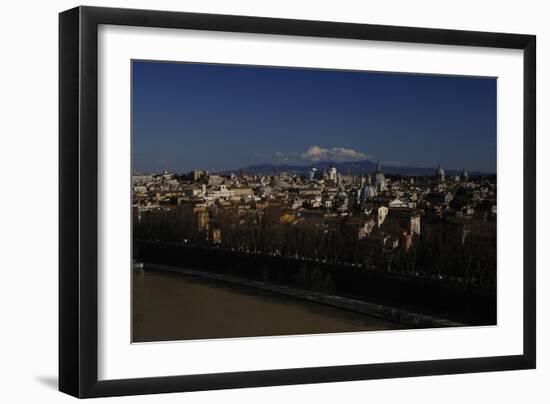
[59, 6, 536, 398]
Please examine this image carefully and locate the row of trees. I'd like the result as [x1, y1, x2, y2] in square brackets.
[134, 205, 496, 288]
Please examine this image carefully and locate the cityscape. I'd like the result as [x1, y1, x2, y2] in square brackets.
[131, 60, 496, 342]
[133, 162, 496, 286]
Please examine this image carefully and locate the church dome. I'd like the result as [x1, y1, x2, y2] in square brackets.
[363, 185, 377, 201]
[362, 174, 378, 200]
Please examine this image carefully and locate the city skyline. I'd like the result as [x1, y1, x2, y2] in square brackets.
[131, 159, 491, 177]
[132, 60, 497, 173]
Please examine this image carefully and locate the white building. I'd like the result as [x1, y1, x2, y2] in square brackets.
[328, 166, 338, 182]
[376, 206, 388, 227]
[207, 184, 231, 200]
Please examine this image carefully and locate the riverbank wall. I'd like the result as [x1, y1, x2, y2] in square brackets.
[136, 242, 496, 325]
[144, 263, 464, 328]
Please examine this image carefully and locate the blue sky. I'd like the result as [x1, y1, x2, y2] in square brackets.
[132, 60, 496, 173]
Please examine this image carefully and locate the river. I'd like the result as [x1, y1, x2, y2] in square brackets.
[132, 266, 402, 342]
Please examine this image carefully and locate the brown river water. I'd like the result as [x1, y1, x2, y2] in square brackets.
[132, 266, 402, 342]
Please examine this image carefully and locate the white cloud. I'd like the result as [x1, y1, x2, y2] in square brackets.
[302, 146, 369, 163]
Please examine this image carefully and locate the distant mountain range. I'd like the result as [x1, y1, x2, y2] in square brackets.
[218, 160, 493, 177]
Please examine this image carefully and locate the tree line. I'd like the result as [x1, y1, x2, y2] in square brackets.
[134, 205, 496, 288]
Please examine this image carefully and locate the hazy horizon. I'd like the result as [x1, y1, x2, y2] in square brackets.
[132, 158, 496, 176]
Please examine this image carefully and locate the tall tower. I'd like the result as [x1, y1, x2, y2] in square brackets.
[374, 161, 387, 192]
[436, 163, 445, 183]
[461, 168, 469, 182]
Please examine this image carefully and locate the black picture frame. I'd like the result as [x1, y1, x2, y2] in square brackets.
[59, 5, 536, 398]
